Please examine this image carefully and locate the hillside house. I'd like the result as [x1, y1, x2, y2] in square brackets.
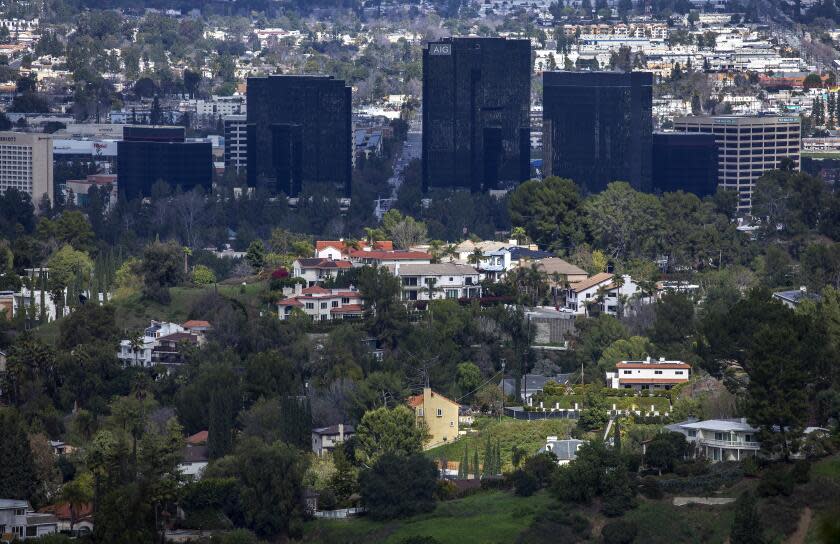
[407, 387, 459, 449]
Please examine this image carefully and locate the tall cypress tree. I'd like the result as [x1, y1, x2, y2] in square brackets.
[459, 445, 468, 479]
[473, 449, 480, 480]
[0, 409, 37, 501]
[207, 388, 234, 460]
[614, 420, 622, 452]
[483, 437, 493, 477]
[495, 441, 502, 475]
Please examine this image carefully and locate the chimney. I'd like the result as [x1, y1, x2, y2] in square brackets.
[646, 356, 651, 363]
[339, 423, 344, 441]
[800, 286, 807, 293]
[508, 238, 518, 246]
[659, 357, 665, 362]
[294, 283, 303, 295]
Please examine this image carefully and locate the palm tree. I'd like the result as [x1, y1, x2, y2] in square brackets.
[443, 244, 458, 262]
[61, 474, 93, 535]
[429, 240, 444, 263]
[467, 248, 484, 269]
[129, 333, 143, 368]
[182, 246, 192, 275]
[594, 284, 611, 314]
[421, 277, 440, 301]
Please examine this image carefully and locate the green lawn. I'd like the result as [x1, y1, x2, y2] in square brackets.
[426, 416, 575, 472]
[811, 455, 840, 480]
[304, 490, 555, 544]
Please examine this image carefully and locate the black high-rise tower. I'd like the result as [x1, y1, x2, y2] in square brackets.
[543, 71, 653, 194]
[422, 37, 531, 192]
[247, 75, 352, 197]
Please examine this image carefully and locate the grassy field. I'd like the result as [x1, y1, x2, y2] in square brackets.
[624, 500, 735, 544]
[426, 416, 576, 471]
[304, 490, 555, 544]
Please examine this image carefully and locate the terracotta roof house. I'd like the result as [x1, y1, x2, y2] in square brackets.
[277, 286, 364, 321]
[407, 388, 460, 449]
[315, 240, 394, 260]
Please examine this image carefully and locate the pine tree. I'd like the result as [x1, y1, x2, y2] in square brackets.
[473, 449, 480, 480]
[828, 93, 836, 129]
[730, 491, 764, 544]
[0, 409, 37, 501]
[813, 97, 825, 126]
[495, 441, 502, 474]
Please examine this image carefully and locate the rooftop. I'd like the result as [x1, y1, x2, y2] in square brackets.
[312, 424, 355, 436]
[569, 272, 615, 293]
[395, 263, 480, 276]
[680, 419, 758, 433]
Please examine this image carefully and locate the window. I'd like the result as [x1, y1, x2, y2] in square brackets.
[654, 370, 663, 375]
[305, 302, 314, 310]
[332, 301, 338, 308]
[745, 434, 753, 442]
[450, 421, 454, 427]
[623, 370, 632, 375]
[321, 302, 327, 309]
[418, 408, 424, 417]
[446, 289, 458, 299]
[26, 526, 36, 537]
[688, 430, 696, 437]
[436, 408, 443, 417]
[675, 370, 684, 375]
[714, 432, 724, 441]
[342, 297, 349, 304]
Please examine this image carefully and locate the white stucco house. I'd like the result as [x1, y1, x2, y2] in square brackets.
[392, 263, 482, 301]
[606, 357, 691, 390]
[563, 273, 642, 315]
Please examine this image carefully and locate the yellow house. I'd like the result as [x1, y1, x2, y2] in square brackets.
[407, 387, 460, 449]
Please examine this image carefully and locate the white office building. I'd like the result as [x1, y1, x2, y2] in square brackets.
[672, 115, 801, 212]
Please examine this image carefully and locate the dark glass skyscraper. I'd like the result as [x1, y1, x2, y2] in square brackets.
[117, 126, 212, 200]
[543, 71, 653, 193]
[422, 37, 531, 192]
[652, 133, 718, 197]
[247, 75, 352, 197]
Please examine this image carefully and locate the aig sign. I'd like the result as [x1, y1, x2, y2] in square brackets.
[429, 43, 451, 55]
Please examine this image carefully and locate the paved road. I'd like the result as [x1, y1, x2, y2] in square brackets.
[376, 115, 421, 220]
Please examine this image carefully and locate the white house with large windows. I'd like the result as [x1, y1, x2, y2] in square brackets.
[606, 357, 691, 390]
[0, 500, 58, 540]
[668, 419, 760, 463]
[563, 273, 641, 315]
[392, 263, 481, 301]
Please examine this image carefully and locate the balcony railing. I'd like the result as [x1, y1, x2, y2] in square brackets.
[700, 438, 760, 450]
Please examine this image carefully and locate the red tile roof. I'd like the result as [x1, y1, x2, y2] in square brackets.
[182, 320, 211, 328]
[39, 502, 93, 521]
[330, 304, 364, 314]
[278, 298, 304, 307]
[407, 394, 424, 408]
[186, 430, 208, 445]
[301, 285, 331, 295]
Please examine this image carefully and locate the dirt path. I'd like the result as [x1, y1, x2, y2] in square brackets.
[788, 506, 813, 544]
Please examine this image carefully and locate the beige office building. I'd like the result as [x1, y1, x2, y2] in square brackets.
[672, 115, 801, 212]
[0, 131, 53, 208]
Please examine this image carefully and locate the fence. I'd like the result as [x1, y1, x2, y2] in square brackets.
[314, 507, 366, 519]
